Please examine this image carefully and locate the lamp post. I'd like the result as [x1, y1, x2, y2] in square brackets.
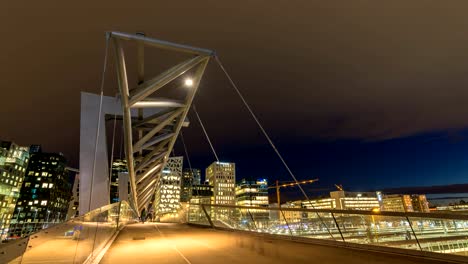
[44, 210, 51, 228]
[30, 209, 38, 234]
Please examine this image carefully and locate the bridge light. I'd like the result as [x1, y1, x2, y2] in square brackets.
[185, 78, 193, 87]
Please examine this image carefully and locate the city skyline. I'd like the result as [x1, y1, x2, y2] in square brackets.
[3, 3, 468, 192]
[3, 2, 468, 262]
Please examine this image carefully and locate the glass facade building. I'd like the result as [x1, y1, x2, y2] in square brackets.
[330, 191, 381, 211]
[110, 159, 127, 203]
[0, 141, 30, 238]
[206, 162, 235, 205]
[10, 152, 71, 237]
[235, 179, 269, 207]
[382, 194, 414, 212]
[67, 173, 80, 219]
[235, 178, 269, 220]
[411, 194, 430, 212]
[190, 184, 213, 205]
[180, 168, 201, 203]
[154, 156, 183, 216]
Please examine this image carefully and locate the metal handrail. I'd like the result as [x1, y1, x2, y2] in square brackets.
[190, 203, 468, 220]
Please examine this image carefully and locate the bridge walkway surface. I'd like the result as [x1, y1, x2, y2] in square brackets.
[99, 223, 451, 264]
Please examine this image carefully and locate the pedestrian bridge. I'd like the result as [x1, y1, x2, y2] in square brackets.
[1, 202, 467, 263]
[4, 31, 467, 264]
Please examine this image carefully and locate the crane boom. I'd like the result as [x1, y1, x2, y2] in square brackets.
[269, 178, 319, 210]
[268, 178, 319, 189]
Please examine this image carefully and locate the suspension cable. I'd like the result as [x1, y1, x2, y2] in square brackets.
[81, 32, 110, 263]
[108, 111, 118, 195]
[192, 104, 219, 162]
[180, 131, 193, 172]
[214, 55, 335, 239]
[214, 56, 309, 200]
[119, 122, 124, 159]
[89, 32, 110, 213]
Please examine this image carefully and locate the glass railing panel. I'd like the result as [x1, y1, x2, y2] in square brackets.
[246, 207, 271, 233]
[289, 210, 336, 240]
[18, 215, 84, 263]
[6, 201, 138, 264]
[207, 205, 240, 229]
[187, 204, 468, 259]
[72, 207, 102, 263]
[334, 213, 419, 250]
[119, 201, 139, 226]
[0, 236, 29, 263]
[408, 216, 468, 255]
[87, 203, 120, 262]
[187, 204, 211, 226]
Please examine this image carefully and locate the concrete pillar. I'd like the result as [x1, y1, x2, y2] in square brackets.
[118, 172, 129, 202]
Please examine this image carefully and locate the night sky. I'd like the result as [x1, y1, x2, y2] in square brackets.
[2, 2, 468, 193]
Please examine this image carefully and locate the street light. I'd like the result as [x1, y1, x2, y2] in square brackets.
[184, 78, 193, 87]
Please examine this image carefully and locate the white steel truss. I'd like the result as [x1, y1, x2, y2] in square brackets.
[109, 32, 213, 214]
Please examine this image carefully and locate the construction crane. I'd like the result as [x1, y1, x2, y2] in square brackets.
[268, 178, 319, 209]
[335, 184, 344, 191]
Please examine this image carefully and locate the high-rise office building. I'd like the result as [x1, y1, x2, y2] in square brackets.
[235, 179, 269, 207]
[154, 156, 183, 216]
[28, 145, 42, 154]
[235, 178, 269, 220]
[67, 174, 80, 219]
[302, 198, 336, 210]
[181, 168, 201, 203]
[190, 184, 213, 205]
[0, 141, 30, 238]
[382, 194, 413, 212]
[411, 194, 430, 212]
[10, 153, 71, 237]
[330, 191, 381, 211]
[206, 162, 235, 205]
[381, 194, 429, 213]
[109, 159, 127, 203]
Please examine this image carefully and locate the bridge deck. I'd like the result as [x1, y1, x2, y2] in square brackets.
[100, 223, 449, 264]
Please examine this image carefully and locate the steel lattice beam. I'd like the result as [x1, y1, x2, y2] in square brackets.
[109, 31, 213, 215]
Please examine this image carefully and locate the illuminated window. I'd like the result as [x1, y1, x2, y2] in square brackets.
[40, 200, 47, 206]
[42, 183, 48, 188]
[28, 201, 32, 205]
[49, 183, 53, 188]
[34, 200, 38, 204]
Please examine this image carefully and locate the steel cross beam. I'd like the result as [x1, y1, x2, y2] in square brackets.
[109, 31, 213, 215]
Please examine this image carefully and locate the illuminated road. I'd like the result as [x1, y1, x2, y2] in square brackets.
[99, 223, 450, 264]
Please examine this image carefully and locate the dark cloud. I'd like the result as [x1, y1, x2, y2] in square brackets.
[2, 1, 468, 167]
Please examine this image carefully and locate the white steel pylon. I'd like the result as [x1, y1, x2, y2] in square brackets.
[109, 32, 214, 214]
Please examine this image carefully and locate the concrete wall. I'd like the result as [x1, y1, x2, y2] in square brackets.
[79, 92, 124, 214]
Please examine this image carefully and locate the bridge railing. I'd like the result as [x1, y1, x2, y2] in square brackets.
[188, 204, 468, 258]
[1, 200, 139, 264]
